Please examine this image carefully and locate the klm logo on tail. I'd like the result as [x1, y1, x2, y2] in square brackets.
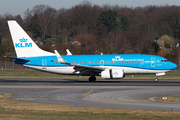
[15, 37, 32, 48]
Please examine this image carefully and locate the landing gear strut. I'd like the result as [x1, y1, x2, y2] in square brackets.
[154, 78, 158, 82]
[89, 76, 96, 82]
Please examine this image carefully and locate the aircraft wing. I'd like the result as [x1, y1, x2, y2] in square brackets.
[72, 64, 105, 75]
[54, 50, 105, 75]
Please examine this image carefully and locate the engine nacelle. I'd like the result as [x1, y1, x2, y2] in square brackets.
[101, 69, 124, 79]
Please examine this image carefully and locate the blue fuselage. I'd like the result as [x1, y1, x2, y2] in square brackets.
[15, 54, 177, 75]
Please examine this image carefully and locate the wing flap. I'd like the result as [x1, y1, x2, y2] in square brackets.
[73, 64, 105, 71]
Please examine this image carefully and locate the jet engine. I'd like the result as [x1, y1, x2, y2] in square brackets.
[101, 69, 124, 79]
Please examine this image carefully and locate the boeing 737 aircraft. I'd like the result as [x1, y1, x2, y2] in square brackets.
[7, 20, 177, 82]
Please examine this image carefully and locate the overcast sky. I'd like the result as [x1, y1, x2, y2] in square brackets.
[1, 0, 180, 18]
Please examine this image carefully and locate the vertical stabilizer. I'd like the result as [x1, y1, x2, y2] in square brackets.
[7, 20, 54, 57]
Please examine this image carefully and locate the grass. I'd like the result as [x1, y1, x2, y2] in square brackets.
[125, 70, 180, 80]
[0, 69, 89, 79]
[0, 69, 180, 119]
[0, 69, 179, 79]
[0, 93, 180, 120]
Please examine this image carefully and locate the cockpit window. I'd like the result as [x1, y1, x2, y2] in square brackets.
[161, 60, 168, 62]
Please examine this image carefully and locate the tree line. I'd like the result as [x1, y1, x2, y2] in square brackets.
[0, 1, 180, 63]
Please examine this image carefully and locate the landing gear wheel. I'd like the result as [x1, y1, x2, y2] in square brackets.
[89, 76, 96, 82]
[154, 78, 158, 82]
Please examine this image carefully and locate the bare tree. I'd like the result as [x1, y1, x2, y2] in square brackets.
[31, 5, 57, 39]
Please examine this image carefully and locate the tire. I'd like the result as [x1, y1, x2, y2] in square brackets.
[89, 76, 96, 82]
[154, 78, 158, 82]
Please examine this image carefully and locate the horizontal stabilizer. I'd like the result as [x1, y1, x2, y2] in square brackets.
[4, 55, 30, 62]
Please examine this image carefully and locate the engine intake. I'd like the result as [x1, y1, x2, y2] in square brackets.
[101, 69, 124, 79]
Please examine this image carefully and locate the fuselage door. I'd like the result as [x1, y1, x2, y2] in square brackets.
[151, 57, 155, 67]
[42, 59, 47, 69]
[100, 60, 104, 66]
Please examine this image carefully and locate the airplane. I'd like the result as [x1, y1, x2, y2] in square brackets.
[7, 20, 177, 82]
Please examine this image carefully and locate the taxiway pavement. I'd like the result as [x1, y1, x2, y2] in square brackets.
[0, 79, 180, 111]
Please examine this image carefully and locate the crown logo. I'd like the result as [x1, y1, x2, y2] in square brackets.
[19, 37, 28, 42]
[113, 72, 118, 75]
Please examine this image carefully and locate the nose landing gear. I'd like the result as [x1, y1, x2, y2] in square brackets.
[154, 78, 158, 82]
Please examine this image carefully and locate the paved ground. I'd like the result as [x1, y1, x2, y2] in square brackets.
[0, 79, 180, 111]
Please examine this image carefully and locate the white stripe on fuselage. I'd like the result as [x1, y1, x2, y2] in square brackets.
[24, 65, 169, 75]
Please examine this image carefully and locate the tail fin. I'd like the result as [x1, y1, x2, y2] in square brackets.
[7, 20, 54, 57]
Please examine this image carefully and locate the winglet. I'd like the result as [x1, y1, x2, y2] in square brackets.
[54, 50, 66, 64]
[66, 49, 72, 55]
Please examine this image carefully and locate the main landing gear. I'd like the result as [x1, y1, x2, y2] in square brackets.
[154, 78, 158, 82]
[89, 76, 96, 82]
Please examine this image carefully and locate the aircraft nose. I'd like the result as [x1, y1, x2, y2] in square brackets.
[171, 62, 177, 69]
